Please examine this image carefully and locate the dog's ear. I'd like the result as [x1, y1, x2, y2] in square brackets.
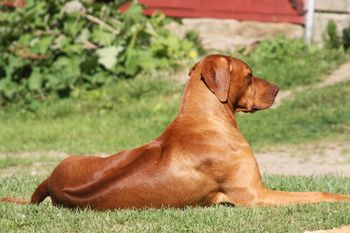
[188, 62, 199, 77]
[201, 60, 231, 102]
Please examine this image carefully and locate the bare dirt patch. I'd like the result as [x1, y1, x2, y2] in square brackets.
[256, 140, 350, 177]
[0, 162, 54, 177]
[0, 151, 109, 177]
[0, 151, 68, 159]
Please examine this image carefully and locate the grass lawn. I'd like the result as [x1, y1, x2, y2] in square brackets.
[237, 37, 347, 89]
[0, 77, 182, 154]
[0, 172, 349, 233]
[1, 77, 350, 153]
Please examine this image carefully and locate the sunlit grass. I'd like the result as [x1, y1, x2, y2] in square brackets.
[0, 173, 349, 233]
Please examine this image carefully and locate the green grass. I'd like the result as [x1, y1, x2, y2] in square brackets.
[1, 173, 349, 233]
[237, 37, 347, 89]
[1, 78, 350, 153]
[0, 76, 182, 153]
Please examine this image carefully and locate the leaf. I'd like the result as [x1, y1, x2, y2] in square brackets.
[18, 34, 32, 44]
[0, 78, 17, 99]
[63, 19, 85, 38]
[28, 68, 43, 91]
[91, 29, 115, 46]
[49, 56, 81, 89]
[31, 36, 54, 54]
[63, 43, 84, 54]
[122, 1, 145, 24]
[89, 72, 107, 86]
[80, 55, 98, 73]
[137, 50, 156, 70]
[96, 46, 123, 70]
[46, 73, 61, 90]
[124, 49, 140, 75]
[76, 28, 91, 43]
[52, 57, 80, 77]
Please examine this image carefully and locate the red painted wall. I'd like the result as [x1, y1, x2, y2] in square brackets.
[121, 0, 304, 24]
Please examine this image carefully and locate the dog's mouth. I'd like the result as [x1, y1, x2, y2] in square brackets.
[250, 105, 259, 113]
[247, 104, 262, 113]
[248, 98, 276, 113]
[237, 106, 258, 113]
[253, 100, 275, 111]
[252, 89, 278, 112]
[236, 88, 278, 113]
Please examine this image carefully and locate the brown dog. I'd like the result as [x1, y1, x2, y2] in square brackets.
[1, 54, 350, 210]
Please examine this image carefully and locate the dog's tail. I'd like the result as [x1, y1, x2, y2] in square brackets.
[30, 178, 50, 204]
[0, 178, 49, 205]
[0, 197, 29, 205]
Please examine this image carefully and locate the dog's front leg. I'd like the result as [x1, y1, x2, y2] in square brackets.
[222, 153, 350, 206]
[224, 187, 350, 207]
[252, 189, 350, 206]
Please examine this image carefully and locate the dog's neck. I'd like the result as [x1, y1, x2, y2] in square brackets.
[178, 76, 238, 129]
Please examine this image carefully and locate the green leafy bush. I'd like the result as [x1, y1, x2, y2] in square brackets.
[0, 0, 202, 105]
[239, 36, 346, 89]
[323, 19, 350, 51]
[324, 20, 341, 49]
[342, 26, 350, 51]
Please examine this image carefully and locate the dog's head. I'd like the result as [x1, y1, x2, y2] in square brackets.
[188, 54, 279, 113]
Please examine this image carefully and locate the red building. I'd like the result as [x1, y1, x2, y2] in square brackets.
[121, 0, 305, 24]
